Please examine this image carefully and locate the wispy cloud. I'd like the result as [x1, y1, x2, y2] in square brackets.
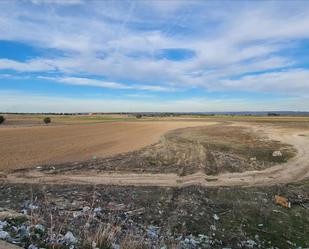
[39, 76, 175, 92]
[0, 0, 309, 111]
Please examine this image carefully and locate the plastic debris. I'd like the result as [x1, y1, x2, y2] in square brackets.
[64, 231, 77, 244]
[0, 230, 9, 239]
[275, 195, 291, 208]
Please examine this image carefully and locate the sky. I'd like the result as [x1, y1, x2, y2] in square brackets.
[0, 0, 309, 112]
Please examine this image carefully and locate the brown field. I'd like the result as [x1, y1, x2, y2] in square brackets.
[0, 120, 211, 172]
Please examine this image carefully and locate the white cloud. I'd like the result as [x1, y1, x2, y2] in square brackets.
[0, 0, 309, 108]
[39, 76, 175, 92]
[0, 59, 55, 72]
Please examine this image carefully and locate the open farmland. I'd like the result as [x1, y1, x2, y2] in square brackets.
[0, 118, 213, 172]
[0, 115, 309, 249]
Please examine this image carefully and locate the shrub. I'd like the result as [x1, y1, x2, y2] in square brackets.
[43, 117, 51, 124]
[136, 114, 142, 119]
[0, 115, 5, 124]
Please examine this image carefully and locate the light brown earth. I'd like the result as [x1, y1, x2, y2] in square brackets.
[0, 121, 214, 172]
[2, 121, 309, 187]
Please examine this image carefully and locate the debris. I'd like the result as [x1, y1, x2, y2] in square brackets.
[245, 239, 257, 248]
[64, 231, 77, 244]
[210, 225, 216, 231]
[82, 206, 91, 212]
[288, 194, 308, 206]
[94, 207, 102, 213]
[72, 211, 82, 218]
[0, 220, 8, 230]
[35, 224, 45, 233]
[0, 230, 10, 239]
[275, 195, 291, 209]
[272, 151, 282, 157]
[147, 226, 158, 239]
[28, 204, 39, 210]
[125, 208, 145, 216]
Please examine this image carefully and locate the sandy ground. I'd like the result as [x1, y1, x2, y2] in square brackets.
[3, 122, 309, 187]
[0, 121, 212, 172]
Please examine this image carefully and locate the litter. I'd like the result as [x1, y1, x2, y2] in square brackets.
[275, 195, 291, 208]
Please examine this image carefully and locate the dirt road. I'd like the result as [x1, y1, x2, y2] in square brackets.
[3, 122, 309, 187]
[0, 121, 211, 172]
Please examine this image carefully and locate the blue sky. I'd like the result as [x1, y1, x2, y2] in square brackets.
[0, 0, 309, 112]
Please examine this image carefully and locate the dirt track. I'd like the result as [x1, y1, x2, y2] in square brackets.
[0, 121, 211, 172]
[3, 122, 309, 187]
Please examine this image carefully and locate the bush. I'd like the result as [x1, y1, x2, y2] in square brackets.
[136, 114, 142, 119]
[43, 117, 51, 124]
[0, 115, 5, 124]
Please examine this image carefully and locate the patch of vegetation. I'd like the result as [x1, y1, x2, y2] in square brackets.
[0, 179, 308, 248]
[0, 115, 5, 124]
[43, 117, 51, 124]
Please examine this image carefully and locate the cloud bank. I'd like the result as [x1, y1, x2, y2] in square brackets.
[0, 0, 309, 111]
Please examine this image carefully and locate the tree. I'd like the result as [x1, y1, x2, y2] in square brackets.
[136, 114, 142, 119]
[43, 117, 51, 124]
[0, 115, 5, 124]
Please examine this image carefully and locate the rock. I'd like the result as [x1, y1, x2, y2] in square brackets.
[64, 231, 77, 244]
[28, 204, 39, 210]
[112, 243, 120, 249]
[210, 225, 216, 231]
[272, 151, 282, 157]
[28, 245, 38, 249]
[246, 239, 257, 248]
[250, 157, 257, 161]
[147, 226, 158, 239]
[213, 214, 219, 221]
[82, 206, 91, 212]
[94, 207, 102, 213]
[35, 224, 45, 232]
[72, 211, 82, 218]
[0, 230, 9, 239]
[0, 221, 8, 230]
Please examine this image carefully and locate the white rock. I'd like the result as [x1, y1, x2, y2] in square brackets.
[64, 231, 77, 244]
[272, 151, 282, 157]
[213, 214, 220, 221]
[94, 207, 102, 213]
[35, 224, 45, 232]
[82, 206, 91, 212]
[72, 211, 82, 218]
[28, 245, 38, 249]
[29, 204, 39, 210]
[246, 239, 257, 248]
[0, 230, 9, 239]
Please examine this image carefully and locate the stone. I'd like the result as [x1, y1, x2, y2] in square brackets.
[64, 231, 77, 244]
[272, 151, 282, 157]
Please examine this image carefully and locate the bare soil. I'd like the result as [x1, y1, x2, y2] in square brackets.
[0, 121, 210, 172]
[30, 124, 295, 176]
